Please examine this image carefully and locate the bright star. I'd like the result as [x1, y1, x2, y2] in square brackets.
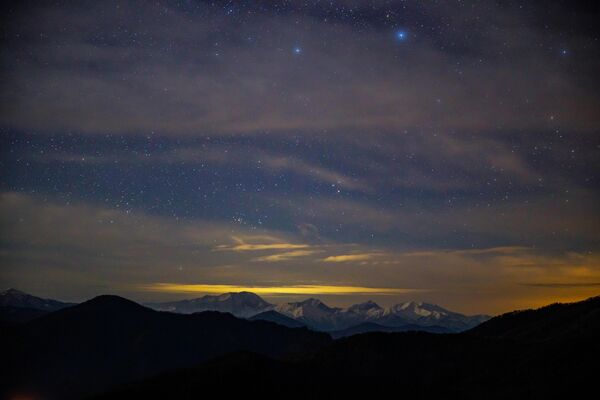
[294, 47, 302, 54]
[395, 30, 407, 41]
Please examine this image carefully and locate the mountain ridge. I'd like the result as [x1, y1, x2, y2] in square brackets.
[148, 291, 489, 332]
[1, 288, 489, 332]
[0, 288, 74, 311]
[0, 294, 330, 400]
[0, 288, 75, 325]
[91, 294, 600, 399]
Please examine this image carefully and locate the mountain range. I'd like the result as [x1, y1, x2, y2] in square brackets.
[2, 292, 597, 399]
[0, 288, 74, 311]
[95, 295, 600, 399]
[1, 288, 487, 333]
[0, 288, 74, 325]
[0, 295, 329, 400]
[146, 291, 273, 317]
[146, 292, 489, 332]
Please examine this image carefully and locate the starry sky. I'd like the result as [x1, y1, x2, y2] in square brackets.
[1, 0, 599, 314]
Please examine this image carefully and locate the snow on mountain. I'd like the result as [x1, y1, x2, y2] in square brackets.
[380, 301, 489, 331]
[276, 297, 488, 332]
[386, 301, 452, 320]
[275, 298, 341, 330]
[147, 291, 274, 318]
[148, 291, 489, 332]
[0, 288, 74, 311]
[0, 289, 490, 332]
[344, 300, 385, 318]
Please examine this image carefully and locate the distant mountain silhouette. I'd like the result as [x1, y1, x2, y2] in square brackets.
[329, 321, 452, 338]
[0, 288, 74, 325]
[250, 310, 305, 328]
[92, 295, 600, 400]
[0, 295, 330, 400]
[0, 288, 74, 310]
[0, 305, 49, 326]
[467, 295, 600, 341]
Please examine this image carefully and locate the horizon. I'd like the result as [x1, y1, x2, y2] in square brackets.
[5, 286, 598, 316]
[1, 1, 600, 317]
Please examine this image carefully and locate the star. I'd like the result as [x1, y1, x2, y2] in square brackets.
[395, 30, 407, 41]
[293, 46, 302, 54]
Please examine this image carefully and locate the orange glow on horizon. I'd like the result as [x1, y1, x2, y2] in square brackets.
[141, 283, 425, 296]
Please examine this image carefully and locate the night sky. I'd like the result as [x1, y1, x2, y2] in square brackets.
[1, 1, 599, 314]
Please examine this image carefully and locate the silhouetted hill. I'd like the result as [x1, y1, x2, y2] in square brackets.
[0, 288, 74, 311]
[467, 295, 600, 341]
[93, 295, 600, 400]
[0, 306, 49, 326]
[250, 310, 305, 328]
[329, 321, 452, 338]
[0, 295, 331, 400]
[0, 289, 75, 325]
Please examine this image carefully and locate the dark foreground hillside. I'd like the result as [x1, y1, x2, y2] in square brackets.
[0, 295, 330, 400]
[1, 295, 598, 400]
[95, 296, 600, 400]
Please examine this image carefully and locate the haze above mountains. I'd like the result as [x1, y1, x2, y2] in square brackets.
[1, 288, 488, 333]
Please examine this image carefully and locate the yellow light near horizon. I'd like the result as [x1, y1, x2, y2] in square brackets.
[215, 243, 310, 251]
[142, 283, 423, 295]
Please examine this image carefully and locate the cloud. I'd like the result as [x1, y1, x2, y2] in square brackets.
[1, 192, 599, 313]
[215, 236, 310, 252]
[402, 246, 533, 258]
[259, 154, 369, 191]
[1, 1, 598, 135]
[273, 193, 600, 248]
[323, 253, 384, 263]
[217, 243, 310, 251]
[32, 144, 369, 191]
[0, 192, 313, 297]
[252, 250, 317, 263]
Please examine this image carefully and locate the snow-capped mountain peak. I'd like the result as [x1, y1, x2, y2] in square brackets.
[275, 298, 341, 327]
[147, 291, 273, 318]
[297, 298, 332, 310]
[345, 301, 384, 319]
[388, 301, 451, 319]
[347, 300, 382, 312]
[148, 291, 489, 332]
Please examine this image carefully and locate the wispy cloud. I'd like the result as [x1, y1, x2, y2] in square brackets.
[253, 250, 318, 262]
[402, 246, 533, 258]
[215, 236, 310, 252]
[322, 253, 385, 263]
[3, 1, 598, 135]
[33, 145, 369, 192]
[217, 243, 310, 251]
[259, 154, 369, 191]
